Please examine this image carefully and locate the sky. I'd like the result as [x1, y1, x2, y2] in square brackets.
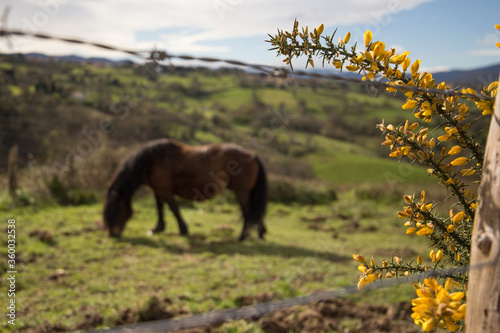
[1, 0, 499, 73]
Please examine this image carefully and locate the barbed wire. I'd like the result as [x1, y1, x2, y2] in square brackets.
[0, 28, 495, 103]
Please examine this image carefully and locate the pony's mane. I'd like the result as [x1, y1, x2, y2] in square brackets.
[107, 139, 179, 199]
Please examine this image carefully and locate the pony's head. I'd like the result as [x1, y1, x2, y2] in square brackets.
[103, 189, 133, 237]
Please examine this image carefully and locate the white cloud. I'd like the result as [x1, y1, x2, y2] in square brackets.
[420, 65, 451, 74]
[4, 0, 435, 59]
[469, 48, 500, 57]
[475, 33, 500, 47]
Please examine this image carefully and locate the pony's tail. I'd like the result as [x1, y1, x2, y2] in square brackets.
[248, 156, 268, 223]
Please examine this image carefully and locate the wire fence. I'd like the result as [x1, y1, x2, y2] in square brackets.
[1, 25, 498, 332]
[0, 28, 495, 102]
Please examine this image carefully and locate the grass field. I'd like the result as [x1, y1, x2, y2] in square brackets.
[0, 180, 436, 331]
[0, 59, 445, 332]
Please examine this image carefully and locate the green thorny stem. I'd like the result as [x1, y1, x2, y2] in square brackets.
[269, 20, 500, 333]
[267, 18, 495, 281]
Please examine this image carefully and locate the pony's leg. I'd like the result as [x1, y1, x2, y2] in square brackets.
[257, 220, 267, 239]
[165, 196, 189, 236]
[239, 220, 252, 241]
[234, 191, 252, 241]
[150, 194, 166, 234]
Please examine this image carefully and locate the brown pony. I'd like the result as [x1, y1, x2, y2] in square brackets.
[103, 139, 267, 241]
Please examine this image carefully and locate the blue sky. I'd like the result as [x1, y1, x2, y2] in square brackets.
[357, 0, 500, 71]
[2, 0, 500, 73]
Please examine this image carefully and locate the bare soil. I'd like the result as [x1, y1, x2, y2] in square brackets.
[24, 295, 420, 333]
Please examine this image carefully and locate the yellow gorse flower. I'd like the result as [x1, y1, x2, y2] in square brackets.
[460, 168, 476, 176]
[452, 211, 465, 223]
[451, 157, 468, 166]
[316, 24, 324, 35]
[343, 31, 351, 44]
[363, 30, 372, 47]
[402, 99, 418, 110]
[448, 146, 462, 155]
[357, 273, 377, 290]
[389, 51, 409, 65]
[352, 254, 366, 263]
[411, 59, 421, 74]
[412, 278, 466, 332]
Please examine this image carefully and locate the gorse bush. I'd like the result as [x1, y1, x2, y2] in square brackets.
[46, 175, 97, 206]
[268, 175, 337, 205]
[268, 21, 500, 332]
[0, 142, 126, 208]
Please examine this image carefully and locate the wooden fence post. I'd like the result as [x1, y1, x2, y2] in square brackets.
[7, 145, 18, 197]
[465, 75, 500, 332]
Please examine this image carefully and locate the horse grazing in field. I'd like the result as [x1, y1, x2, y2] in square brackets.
[103, 139, 268, 241]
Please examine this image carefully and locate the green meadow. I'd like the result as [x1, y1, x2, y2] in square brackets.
[0, 57, 442, 331]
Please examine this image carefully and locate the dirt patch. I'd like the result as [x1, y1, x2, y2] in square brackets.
[138, 296, 191, 323]
[176, 298, 419, 333]
[235, 292, 278, 306]
[61, 225, 98, 236]
[22, 297, 419, 333]
[29, 229, 56, 243]
[256, 299, 418, 333]
[339, 219, 360, 233]
[300, 215, 329, 223]
[115, 307, 139, 326]
[75, 311, 104, 330]
[301, 215, 336, 232]
[23, 322, 67, 333]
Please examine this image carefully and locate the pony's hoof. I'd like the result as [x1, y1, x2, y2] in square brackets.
[147, 228, 163, 236]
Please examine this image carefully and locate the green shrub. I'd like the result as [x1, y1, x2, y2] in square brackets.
[46, 175, 97, 206]
[268, 176, 337, 205]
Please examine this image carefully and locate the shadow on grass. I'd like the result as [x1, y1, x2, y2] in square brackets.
[118, 234, 348, 263]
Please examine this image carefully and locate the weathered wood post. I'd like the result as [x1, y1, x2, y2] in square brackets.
[7, 145, 18, 197]
[465, 75, 500, 332]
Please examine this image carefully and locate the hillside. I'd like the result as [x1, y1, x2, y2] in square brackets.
[433, 63, 500, 90]
[16, 52, 500, 87]
[0, 54, 439, 194]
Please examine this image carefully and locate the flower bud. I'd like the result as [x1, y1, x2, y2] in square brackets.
[451, 157, 468, 166]
[363, 30, 373, 47]
[316, 24, 324, 35]
[404, 195, 413, 204]
[343, 32, 351, 44]
[453, 211, 465, 223]
[435, 250, 443, 262]
[353, 254, 366, 263]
